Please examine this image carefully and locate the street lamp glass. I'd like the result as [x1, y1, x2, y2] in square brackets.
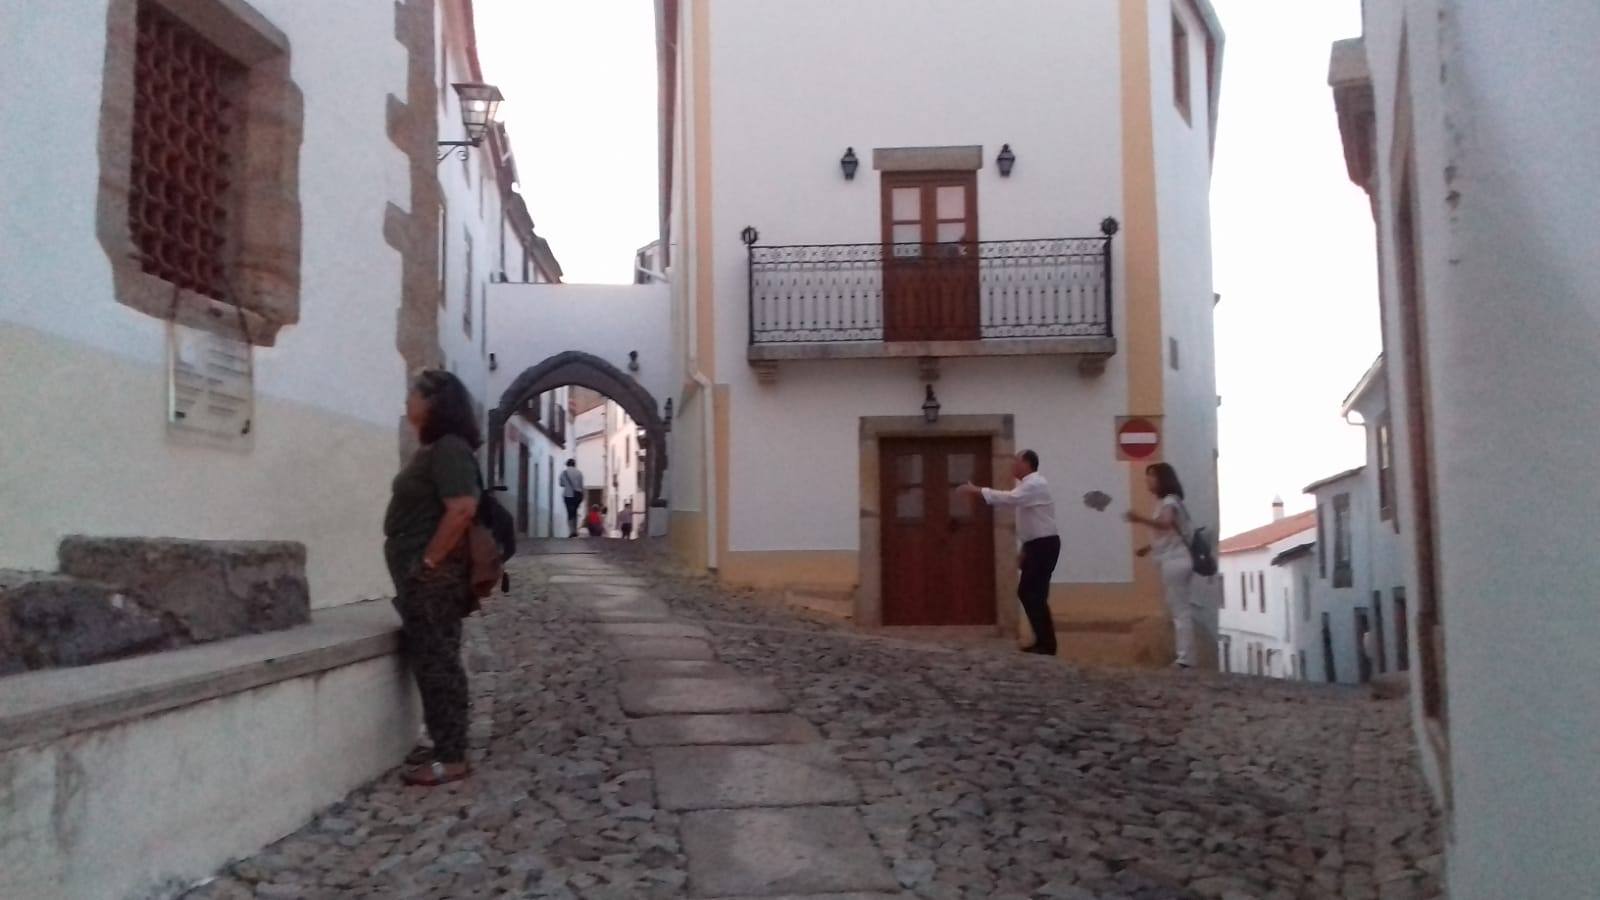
[922, 385, 941, 423]
[452, 82, 504, 144]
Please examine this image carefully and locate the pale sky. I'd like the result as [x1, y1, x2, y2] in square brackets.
[476, 0, 1380, 537]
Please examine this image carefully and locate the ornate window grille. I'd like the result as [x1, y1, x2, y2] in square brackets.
[129, 3, 244, 301]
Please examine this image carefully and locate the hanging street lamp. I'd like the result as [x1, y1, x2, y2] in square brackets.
[437, 82, 505, 162]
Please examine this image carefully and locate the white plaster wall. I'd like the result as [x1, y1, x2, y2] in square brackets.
[1219, 530, 1311, 677]
[706, 0, 1143, 581]
[501, 410, 567, 538]
[1359, 3, 1600, 894]
[0, 0, 409, 605]
[0, 655, 415, 900]
[573, 405, 607, 500]
[485, 283, 674, 417]
[435, 11, 500, 426]
[1150, 0, 1222, 563]
[1304, 477, 1371, 686]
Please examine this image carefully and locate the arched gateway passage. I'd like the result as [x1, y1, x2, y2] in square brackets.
[489, 351, 669, 523]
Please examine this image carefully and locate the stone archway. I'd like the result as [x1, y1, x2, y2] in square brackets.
[490, 350, 669, 514]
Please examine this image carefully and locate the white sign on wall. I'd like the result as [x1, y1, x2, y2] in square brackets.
[168, 322, 254, 444]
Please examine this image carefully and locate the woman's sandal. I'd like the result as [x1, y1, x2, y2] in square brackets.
[401, 760, 470, 787]
[404, 745, 433, 766]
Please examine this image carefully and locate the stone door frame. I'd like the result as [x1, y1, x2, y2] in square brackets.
[858, 414, 1017, 631]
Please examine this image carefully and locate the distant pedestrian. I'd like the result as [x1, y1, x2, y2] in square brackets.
[1126, 462, 1199, 669]
[384, 369, 479, 786]
[585, 504, 605, 537]
[957, 450, 1060, 655]
[560, 459, 584, 537]
[620, 498, 635, 540]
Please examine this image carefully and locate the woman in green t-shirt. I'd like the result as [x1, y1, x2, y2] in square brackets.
[383, 369, 482, 786]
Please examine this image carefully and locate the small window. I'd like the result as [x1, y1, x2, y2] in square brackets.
[1377, 417, 1395, 522]
[1300, 574, 1311, 621]
[1317, 502, 1327, 578]
[463, 229, 474, 335]
[1172, 10, 1192, 123]
[1239, 573, 1247, 610]
[1168, 336, 1180, 370]
[1333, 494, 1353, 588]
[1258, 572, 1266, 613]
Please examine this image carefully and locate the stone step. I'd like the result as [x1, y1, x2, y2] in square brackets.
[619, 676, 789, 716]
[598, 621, 711, 640]
[611, 635, 716, 661]
[629, 713, 820, 747]
[654, 743, 860, 811]
[618, 659, 739, 680]
[680, 807, 900, 897]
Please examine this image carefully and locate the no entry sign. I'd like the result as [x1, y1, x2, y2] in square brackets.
[1116, 416, 1161, 461]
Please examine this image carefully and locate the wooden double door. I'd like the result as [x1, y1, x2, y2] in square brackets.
[882, 171, 980, 342]
[880, 437, 996, 626]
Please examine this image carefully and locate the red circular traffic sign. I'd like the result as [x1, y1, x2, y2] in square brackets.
[1117, 417, 1160, 460]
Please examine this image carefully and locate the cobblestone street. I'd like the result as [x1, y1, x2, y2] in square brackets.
[187, 544, 1442, 900]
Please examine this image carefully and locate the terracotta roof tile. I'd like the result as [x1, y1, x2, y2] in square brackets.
[1218, 510, 1317, 554]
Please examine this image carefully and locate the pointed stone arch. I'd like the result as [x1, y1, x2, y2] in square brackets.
[490, 351, 668, 508]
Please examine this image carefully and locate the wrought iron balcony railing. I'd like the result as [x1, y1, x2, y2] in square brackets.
[747, 223, 1116, 347]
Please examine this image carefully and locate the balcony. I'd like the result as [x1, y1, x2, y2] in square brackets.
[746, 222, 1118, 378]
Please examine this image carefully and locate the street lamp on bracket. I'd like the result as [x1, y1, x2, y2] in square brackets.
[437, 82, 504, 163]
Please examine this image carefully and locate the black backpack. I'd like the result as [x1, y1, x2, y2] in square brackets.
[1176, 502, 1217, 576]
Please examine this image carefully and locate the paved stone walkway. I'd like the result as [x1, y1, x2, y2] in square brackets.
[185, 543, 1442, 900]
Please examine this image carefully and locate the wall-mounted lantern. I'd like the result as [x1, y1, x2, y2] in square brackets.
[628, 350, 640, 372]
[996, 143, 1017, 177]
[840, 147, 860, 181]
[488, 352, 498, 372]
[740, 226, 760, 246]
[437, 82, 504, 162]
[663, 397, 674, 431]
[922, 384, 941, 424]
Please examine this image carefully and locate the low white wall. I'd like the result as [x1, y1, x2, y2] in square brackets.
[0, 654, 414, 900]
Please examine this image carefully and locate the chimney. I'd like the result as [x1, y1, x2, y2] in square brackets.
[1272, 496, 1285, 521]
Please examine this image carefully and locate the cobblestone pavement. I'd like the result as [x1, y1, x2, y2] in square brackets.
[186, 542, 1442, 900]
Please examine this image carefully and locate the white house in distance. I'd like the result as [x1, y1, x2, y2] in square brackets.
[1216, 503, 1315, 677]
[657, 0, 1227, 667]
[1331, 5, 1600, 895]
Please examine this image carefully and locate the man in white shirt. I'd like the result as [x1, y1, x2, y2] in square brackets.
[958, 449, 1060, 655]
[559, 459, 584, 538]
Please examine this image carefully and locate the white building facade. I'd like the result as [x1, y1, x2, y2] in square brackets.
[1216, 506, 1315, 678]
[659, 0, 1227, 666]
[1331, 5, 1600, 895]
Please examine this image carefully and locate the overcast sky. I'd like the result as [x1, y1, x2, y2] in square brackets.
[476, 0, 1380, 535]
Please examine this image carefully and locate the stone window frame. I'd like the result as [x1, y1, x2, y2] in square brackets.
[97, 0, 303, 346]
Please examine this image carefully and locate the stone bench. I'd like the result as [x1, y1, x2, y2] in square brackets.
[0, 600, 416, 900]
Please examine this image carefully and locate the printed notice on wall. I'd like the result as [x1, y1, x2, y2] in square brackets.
[168, 322, 254, 445]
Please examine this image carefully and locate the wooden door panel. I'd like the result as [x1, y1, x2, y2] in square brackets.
[881, 438, 996, 627]
[882, 172, 979, 342]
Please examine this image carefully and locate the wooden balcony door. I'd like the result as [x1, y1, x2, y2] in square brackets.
[880, 437, 996, 626]
[882, 171, 979, 341]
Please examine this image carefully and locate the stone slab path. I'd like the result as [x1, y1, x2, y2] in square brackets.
[558, 552, 903, 898]
[183, 541, 1441, 900]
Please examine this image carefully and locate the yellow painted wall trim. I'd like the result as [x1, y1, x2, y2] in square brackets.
[718, 550, 860, 591]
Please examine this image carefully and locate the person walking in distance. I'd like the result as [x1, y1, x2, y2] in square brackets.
[957, 450, 1060, 655]
[1126, 462, 1198, 669]
[559, 459, 584, 538]
[620, 498, 635, 540]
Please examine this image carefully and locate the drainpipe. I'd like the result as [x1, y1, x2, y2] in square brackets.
[680, 255, 718, 571]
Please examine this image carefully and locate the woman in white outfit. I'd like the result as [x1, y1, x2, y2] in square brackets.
[1125, 463, 1198, 669]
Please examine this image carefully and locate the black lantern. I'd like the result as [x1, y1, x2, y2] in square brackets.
[740, 226, 760, 246]
[922, 385, 941, 424]
[840, 147, 860, 181]
[663, 398, 674, 430]
[453, 82, 504, 143]
[437, 82, 504, 161]
[996, 143, 1016, 177]
[628, 350, 640, 372]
